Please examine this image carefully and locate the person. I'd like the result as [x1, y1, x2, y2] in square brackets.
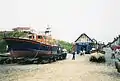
[111, 49, 115, 59]
[80, 50, 82, 56]
[72, 51, 75, 60]
[83, 50, 85, 55]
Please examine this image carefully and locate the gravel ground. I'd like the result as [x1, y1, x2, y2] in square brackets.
[0, 54, 120, 81]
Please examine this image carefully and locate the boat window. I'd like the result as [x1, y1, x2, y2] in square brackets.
[29, 36, 32, 39]
[38, 35, 43, 39]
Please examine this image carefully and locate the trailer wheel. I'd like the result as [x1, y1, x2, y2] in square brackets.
[0, 61, 3, 64]
[48, 58, 52, 63]
[60, 56, 63, 60]
[53, 57, 56, 62]
[5, 59, 11, 64]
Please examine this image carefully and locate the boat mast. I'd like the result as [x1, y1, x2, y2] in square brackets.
[45, 24, 51, 44]
[45, 24, 51, 36]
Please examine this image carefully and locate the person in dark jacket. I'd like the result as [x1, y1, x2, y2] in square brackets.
[72, 51, 75, 60]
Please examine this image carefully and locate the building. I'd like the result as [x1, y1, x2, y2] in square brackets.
[74, 33, 96, 54]
[107, 35, 120, 50]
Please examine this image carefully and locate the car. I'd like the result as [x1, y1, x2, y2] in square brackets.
[115, 58, 120, 73]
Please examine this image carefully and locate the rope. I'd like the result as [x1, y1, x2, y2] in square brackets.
[33, 50, 39, 58]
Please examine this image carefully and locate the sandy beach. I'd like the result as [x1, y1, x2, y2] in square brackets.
[0, 54, 120, 81]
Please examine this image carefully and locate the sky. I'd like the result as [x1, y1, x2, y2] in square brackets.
[0, 0, 120, 44]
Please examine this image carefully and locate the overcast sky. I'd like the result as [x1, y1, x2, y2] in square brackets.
[0, 0, 120, 44]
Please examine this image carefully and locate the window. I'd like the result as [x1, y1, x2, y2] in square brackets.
[29, 36, 32, 39]
[38, 35, 43, 39]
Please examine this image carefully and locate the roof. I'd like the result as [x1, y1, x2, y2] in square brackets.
[92, 38, 97, 42]
[110, 36, 120, 45]
[106, 35, 120, 46]
[12, 27, 30, 30]
[75, 33, 93, 42]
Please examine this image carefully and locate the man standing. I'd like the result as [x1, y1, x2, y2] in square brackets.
[83, 50, 85, 55]
[72, 51, 75, 60]
[72, 43, 76, 60]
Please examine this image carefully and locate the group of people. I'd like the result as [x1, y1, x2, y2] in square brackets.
[71, 44, 86, 60]
[72, 50, 86, 60]
[79, 50, 85, 56]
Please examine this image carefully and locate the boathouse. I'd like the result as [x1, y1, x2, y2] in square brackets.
[74, 33, 95, 54]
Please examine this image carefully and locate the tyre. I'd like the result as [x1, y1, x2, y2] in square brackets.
[117, 69, 120, 73]
[98, 56, 105, 63]
[115, 61, 118, 69]
[53, 57, 56, 62]
[48, 58, 52, 63]
[89, 56, 97, 62]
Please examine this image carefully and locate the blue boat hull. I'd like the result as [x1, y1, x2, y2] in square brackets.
[4, 38, 58, 58]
